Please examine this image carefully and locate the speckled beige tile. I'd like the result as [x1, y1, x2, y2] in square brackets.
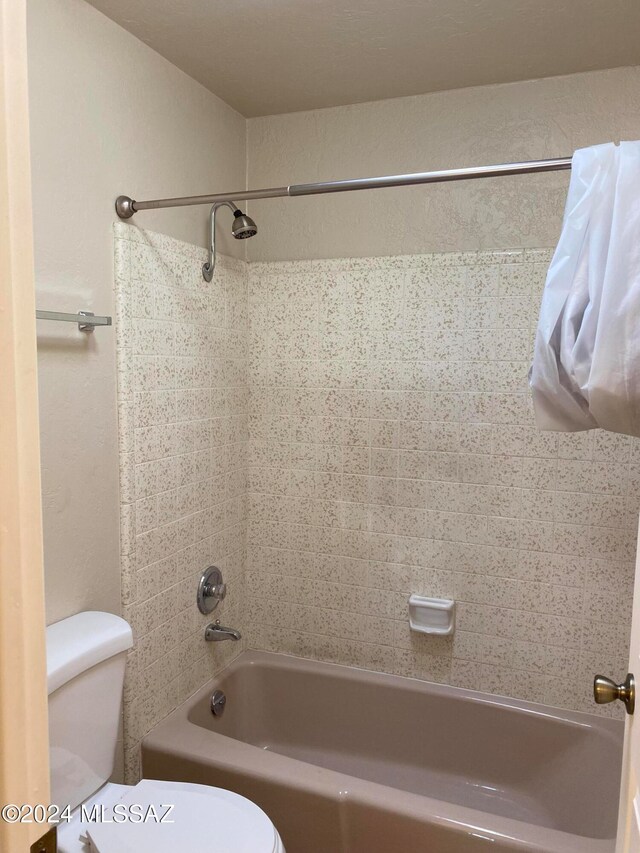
[118, 231, 638, 746]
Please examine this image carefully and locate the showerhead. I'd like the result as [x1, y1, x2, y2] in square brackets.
[203, 201, 258, 281]
[231, 209, 258, 240]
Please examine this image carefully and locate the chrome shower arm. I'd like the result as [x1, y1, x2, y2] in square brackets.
[214, 201, 239, 214]
[203, 203, 219, 282]
[202, 201, 238, 282]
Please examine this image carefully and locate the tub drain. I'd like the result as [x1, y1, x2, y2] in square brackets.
[211, 689, 226, 716]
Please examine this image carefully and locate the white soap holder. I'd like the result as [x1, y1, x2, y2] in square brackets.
[408, 595, 455, 636]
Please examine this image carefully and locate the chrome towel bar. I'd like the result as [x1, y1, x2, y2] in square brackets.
[35, 310, 112, 332]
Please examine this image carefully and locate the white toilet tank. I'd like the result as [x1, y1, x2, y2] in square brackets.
[46, 611, 133, 810]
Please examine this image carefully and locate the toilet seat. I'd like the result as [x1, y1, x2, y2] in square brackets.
[58, 779, 284, 853]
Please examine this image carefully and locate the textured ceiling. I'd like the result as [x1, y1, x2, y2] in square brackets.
[85, 0, 640, 116]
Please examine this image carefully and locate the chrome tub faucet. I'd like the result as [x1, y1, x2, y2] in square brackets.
[205, 620, 242, 642]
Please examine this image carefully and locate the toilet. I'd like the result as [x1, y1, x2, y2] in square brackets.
[47, 611, 285, 853]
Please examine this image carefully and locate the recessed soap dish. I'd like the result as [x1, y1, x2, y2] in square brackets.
[408, 595, 455, 636]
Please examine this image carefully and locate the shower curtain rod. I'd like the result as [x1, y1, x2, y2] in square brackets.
[115, 156, 572, 219]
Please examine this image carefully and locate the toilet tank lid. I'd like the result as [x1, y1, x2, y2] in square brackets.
[46, 611, 133, 695]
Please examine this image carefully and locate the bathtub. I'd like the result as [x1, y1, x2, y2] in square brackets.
[142, 651, 623, 853]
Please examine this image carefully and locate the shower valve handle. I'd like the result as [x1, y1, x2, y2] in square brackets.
[197, 566, 227, 614]
[204, 580, 226, 600]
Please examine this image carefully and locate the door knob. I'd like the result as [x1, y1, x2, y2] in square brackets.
[593, 673, 635, 715]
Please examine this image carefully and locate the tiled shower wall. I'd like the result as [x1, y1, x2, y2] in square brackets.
[114, 223, 248, 781]
[245, 249, 639, 717]
[115, 227, 639, 760]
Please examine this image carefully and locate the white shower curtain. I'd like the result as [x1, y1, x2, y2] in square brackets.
[530, 141, 640, 437]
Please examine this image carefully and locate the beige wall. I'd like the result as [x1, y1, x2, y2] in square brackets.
[246, 66, 640, 261]
[27, 0, 246, 624]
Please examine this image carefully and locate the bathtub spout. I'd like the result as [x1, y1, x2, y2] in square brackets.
[205, 620, 242, 642]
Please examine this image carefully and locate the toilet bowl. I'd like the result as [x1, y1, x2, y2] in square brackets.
[47, 612, 285, 853]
